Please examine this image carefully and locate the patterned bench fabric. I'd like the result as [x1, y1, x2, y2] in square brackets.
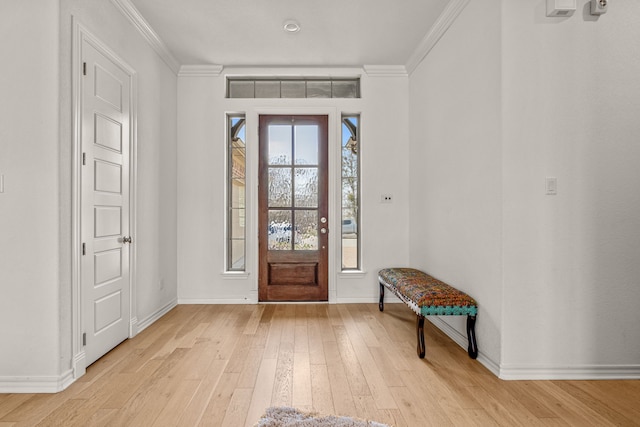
[378, 268, 477, 317]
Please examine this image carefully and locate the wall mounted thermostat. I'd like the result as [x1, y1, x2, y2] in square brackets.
[546, 0, 576, 17]
[591, 0, 608, 15]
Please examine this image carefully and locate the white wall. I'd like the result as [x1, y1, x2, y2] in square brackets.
[177, 68, 410, 303]
[59, 0, 179, 354]
[408, 0, 503, 367]
[409, 0, 640, 378]
[1, 0, 178, 391]
[0, 0, 62, 382]
[501, 1, 640, 376]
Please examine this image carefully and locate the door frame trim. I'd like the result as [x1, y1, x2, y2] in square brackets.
[71, 19, 138, 379]
[247, 107, 338, 303]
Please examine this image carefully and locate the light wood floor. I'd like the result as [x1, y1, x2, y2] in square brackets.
[1, 304, 639, 426]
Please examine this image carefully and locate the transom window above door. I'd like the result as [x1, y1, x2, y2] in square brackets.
[227, 77, 360, 99]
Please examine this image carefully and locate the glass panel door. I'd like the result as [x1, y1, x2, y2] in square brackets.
[258, 115, 328, 301]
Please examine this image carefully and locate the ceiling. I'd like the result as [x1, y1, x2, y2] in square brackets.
[128, 0, 449, 68]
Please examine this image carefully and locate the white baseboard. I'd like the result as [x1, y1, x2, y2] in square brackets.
[0, 369, 75, 394]
[137, 298, 178, 333]
[177, 298, 255, 305]
[72, 350, 86, 379]
[336, 296, 402, 304]
[428, 317, 640, 380]
[175, 298, 404, 304]
[427, 317, 500, 377]
[499, 364, 640, 380]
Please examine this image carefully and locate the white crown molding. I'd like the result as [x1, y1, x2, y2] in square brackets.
[109, 0, 181, 74]
[178, 65, 224, 77]
[405, 0, 471, 75]
[363, 65, 408, 77]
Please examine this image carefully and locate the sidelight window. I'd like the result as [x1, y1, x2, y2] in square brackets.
[227, 114, 246, 271]
[341, 114, 360, 270]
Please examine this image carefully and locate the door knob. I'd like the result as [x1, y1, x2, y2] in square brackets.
[320, 228, 327, 234]
[122, 236, 132, 244]
[320, 217, 327, 224]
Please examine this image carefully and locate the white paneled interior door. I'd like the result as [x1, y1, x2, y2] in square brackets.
[81, 37, 131, 366]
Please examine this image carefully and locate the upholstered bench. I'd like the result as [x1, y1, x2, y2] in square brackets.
[378, 268, 478, 359]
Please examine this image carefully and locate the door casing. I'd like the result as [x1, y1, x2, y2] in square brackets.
[240, 108, 339, 303]
[71, 20, 138, 378]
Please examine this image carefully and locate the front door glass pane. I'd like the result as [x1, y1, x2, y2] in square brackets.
[266, 120, 320, 251]
[268, 125, 292, 165]
[295, 210, 318, 250]
[294, 126, 319, 165]
[268, 210, 292, 250]
[268, 168, 292, 207]
[294, 168, 318, 208]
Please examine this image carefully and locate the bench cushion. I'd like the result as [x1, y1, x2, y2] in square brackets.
[378, 268, 477, 317]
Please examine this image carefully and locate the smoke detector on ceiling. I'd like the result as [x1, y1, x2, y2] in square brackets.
[283, 20, 301, 33]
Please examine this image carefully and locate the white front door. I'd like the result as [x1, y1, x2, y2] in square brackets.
[81, 37, 132, 366]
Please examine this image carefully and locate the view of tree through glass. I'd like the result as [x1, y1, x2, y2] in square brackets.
[342, 115, 360, 270]
[227, 115, 246, 271]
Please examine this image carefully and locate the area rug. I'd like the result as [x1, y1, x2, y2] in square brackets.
[255, 406, 391, 427]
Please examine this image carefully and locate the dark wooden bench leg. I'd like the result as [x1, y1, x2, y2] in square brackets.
[466, 315, 478, 359]
[416, 315, 426, 358]
[378, 282, 385, 312]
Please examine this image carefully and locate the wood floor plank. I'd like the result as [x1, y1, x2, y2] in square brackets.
[572, 380, 640, 421]
[33, 398, 87, 427]
[307, 310, 327, 365]
[262, 312, 283, 360]
[324, 340, 358, 417]
[292, 352, 312, 410]
[0, 395, 32, 419]
[332, 325, 370, 397]
[0, 393, 71, 425]
[271, 341, 294, 407]
[177, 359, 229, 427]
[243, 304, 265, 335]
[220, 388, 252, 427]
[244, 358, 277, 427]
[553, 381, 632, 426]
[391, 385, 444, 427]
[310, 364, 334, 415]
[151, 379, 201, 426]
[2, 304, 639, 427]
[236, 343, 266, 389]
[98, 359, 164, 410]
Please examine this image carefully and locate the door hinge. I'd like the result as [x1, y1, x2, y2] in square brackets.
[83, 62, 87, 76]
[82, 243, 86, 255]
[82, 332, 86, 346]
[82, 152, 86, 165]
